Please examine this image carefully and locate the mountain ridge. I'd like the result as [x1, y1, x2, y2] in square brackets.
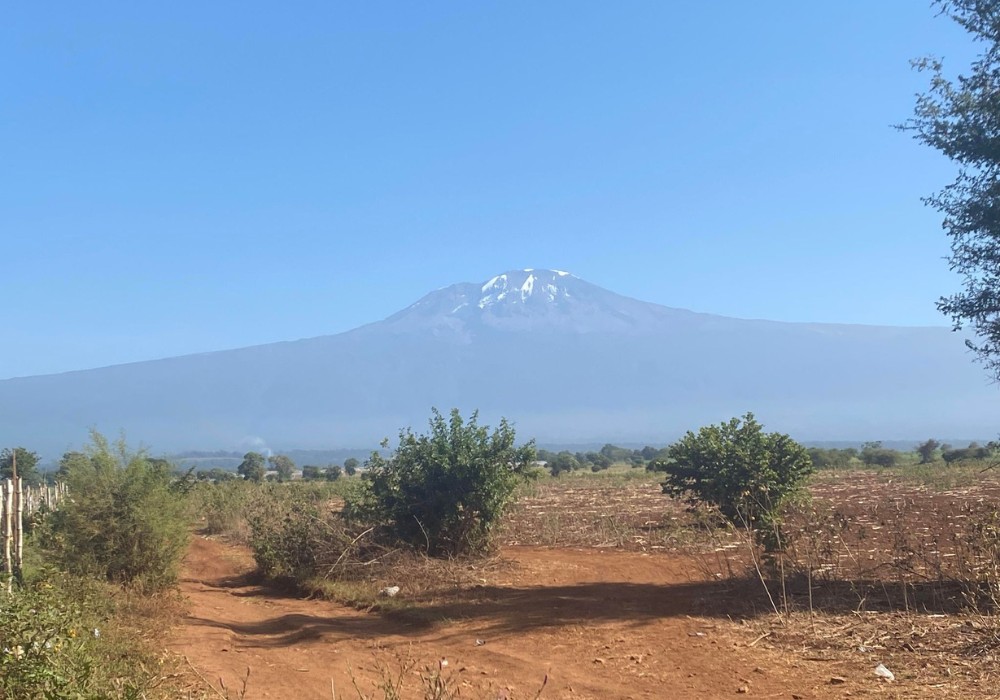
[5, 268, 953, 382]
[1, 269, 995, 457]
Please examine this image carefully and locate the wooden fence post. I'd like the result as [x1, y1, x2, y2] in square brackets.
[3, 479, 12, 593]
[14, 475, 23, 582]
[0, 467, 70, 593]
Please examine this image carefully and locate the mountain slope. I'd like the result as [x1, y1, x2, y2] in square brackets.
[1, 269, 996, 456]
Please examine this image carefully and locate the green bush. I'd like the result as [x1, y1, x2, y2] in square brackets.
[657, 412, 813, 550]
[347, 408, 536, 556]
[44, 432, 190, 591]
[860, 441, 902, 467]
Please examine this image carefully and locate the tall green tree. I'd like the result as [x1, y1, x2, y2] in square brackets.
[343, 457, 359, 476]
[548, 451, 579, 476]
[657, 413, 812, 550]
[0, 447, 42, 487]
[238, 451, 267, 482]
[902, 0, 1000, 378]
[268, 454, 295, 482]
[301, 465, 323, 480]
[326, 464, 343, 481]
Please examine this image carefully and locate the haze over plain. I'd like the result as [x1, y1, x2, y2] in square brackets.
[1, 268, 996, 458]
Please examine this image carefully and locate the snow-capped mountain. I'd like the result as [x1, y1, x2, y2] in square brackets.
[1, 269, 997, 456]
[382, 269, 697, 333]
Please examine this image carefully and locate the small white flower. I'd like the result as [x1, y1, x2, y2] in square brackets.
[92, 628, 100, 638]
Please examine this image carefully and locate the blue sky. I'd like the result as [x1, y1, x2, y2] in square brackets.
[0, 2, 979, 378]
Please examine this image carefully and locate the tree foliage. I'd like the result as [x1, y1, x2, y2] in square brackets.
[917, 438, 942, 464]
[548, 451, 580, 476]
[806, 447, 857, 470]
[268, 454, 295, 482]
[657, 413, 812, 549]
[238, 451, 267, 482]
[0, 447, 42, 487]
[347, 408, 536, 556]
[859, 441, 901, 467]
[56, 451, 89, 481]
[196, 467, 237, 482]
[943, 441, 993, 464]
[301, 465, 323, 480]
[539, 445, 664, 473]
[902, 0, 1000, 377]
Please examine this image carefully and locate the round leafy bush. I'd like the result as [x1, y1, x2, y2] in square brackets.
[347, 408, 536, 556]
[657, 412, 813, 550]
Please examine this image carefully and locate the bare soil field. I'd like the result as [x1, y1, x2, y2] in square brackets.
[171, 468, 1000, 699]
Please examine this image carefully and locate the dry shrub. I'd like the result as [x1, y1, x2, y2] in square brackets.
[247, 487, 376, 583]
[246, 484, 518, 621]
[193, 479, 359, 545]
[193, 479, 256, 541]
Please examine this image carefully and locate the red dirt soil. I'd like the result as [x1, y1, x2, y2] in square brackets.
[169, 535, 876, 699]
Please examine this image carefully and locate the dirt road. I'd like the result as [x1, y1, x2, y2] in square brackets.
[169, 536, 857, 699]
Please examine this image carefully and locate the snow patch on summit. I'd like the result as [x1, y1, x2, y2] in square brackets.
[482, 274, 506, 293]
[520, 274, 535, 300]
[470, 269, 574, 310]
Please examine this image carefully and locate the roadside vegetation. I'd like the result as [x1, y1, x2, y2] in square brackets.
[9, 404, 1000, 698]
[2, 432, 193, 699]
[190, 409, 538, 623]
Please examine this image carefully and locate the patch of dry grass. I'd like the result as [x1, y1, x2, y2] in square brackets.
[503, 466, 1000, 698]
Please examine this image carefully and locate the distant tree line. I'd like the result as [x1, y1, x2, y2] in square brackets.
[193, 452, 362, 482]
[801, 440, 996, 470]
[5, 431, 996, 490]
[113, 438, 1000, 483]
[538, 443, 670, 475]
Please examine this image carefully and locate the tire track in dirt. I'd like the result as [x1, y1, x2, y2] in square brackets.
[168, 535, 847, 699]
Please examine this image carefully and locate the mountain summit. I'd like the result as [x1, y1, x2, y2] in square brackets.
[384, 269, 694, 333]
[1, 270, 998, 455]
